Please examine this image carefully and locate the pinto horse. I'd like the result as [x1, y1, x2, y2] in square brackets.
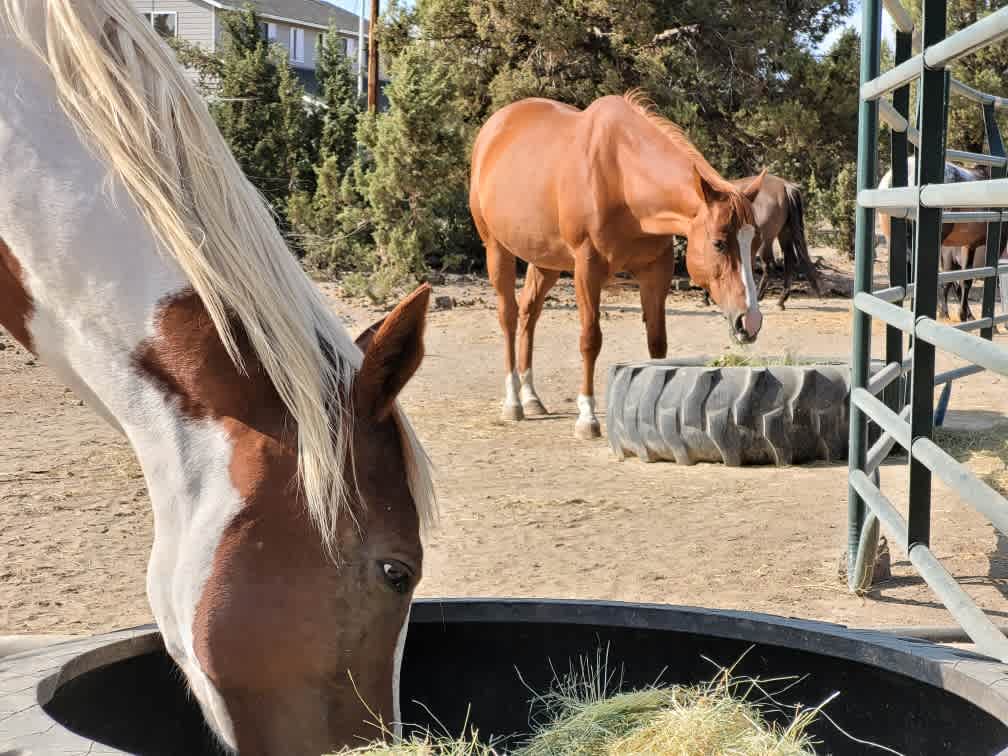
[470, 92, 764, 439]
[0, 2, 435, 753]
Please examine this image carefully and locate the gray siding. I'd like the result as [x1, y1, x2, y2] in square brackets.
[129, 1, 388, 81]
[129, 0, 215, 50]
[260, 21, 320, 70]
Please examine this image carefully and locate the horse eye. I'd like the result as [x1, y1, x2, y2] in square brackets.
[379, 560, 413, 594]
[712, 239, 727, 252]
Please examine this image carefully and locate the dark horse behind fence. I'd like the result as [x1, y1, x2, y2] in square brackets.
[879, 157, 1008, 322]
[470, 90, 765, 440]
[733, 173, 822, 309]
[701, 173, 822, 310]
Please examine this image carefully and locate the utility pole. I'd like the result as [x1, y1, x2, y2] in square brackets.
[356, 0, 366, 98]
[367, 0, 379, 111]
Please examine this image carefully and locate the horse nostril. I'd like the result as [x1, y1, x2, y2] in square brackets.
[735, 314, 745, 333]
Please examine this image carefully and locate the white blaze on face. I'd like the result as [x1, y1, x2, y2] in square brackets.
[392, 605, 411, 738]
[736, 224, 762, 339]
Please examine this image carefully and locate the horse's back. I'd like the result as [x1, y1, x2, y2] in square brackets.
[470, 98, 587, 262]
[732, 173, 791, 236]
[470, 97, 581, 192]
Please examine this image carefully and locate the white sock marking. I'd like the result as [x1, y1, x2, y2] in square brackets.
[519, 369, 540, 405]
[503, 371, 521, 409]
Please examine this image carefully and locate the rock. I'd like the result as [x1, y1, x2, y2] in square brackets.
[424, 272, 446, 286]
[434, 295, 455, 310]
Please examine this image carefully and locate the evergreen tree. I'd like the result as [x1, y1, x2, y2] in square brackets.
[190, 8, 317, 237]
[210, 9, 288, 213]
[904, 0, 1008, 155]
[277, 57, 319, 231]
[317, 22, 361, 175]
[292, 23, 363, 251]
[304, 42, 473, 298]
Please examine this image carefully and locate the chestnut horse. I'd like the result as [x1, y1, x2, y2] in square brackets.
[470, 93, 765, 439]
[1, 2, 435, 753]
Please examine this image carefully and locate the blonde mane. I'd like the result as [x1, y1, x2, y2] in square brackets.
[622, 90, 755, 225]
[1, 0, 435, 554]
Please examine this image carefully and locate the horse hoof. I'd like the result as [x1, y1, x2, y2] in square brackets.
[522, 399, 549, 416]
[574, 418, 601, 440]
[500, 403, 525, 422]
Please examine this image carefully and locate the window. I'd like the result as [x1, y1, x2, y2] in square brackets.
[142, 12, 177, 38]
[289, 27, 304, 63]
[346, 38, 368, 62]
[260, 22, 277, 42]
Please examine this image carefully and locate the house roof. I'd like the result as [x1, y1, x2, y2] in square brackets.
[207, 0, 368, 33]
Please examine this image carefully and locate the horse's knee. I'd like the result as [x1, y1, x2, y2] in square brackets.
[580, 324, 602, 357]
[497, 299, 518, 330]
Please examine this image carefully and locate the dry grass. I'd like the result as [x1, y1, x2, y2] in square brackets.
[517, 651, 820, 756]
[333, 651, 828, 756]
[706, 352, 814, 368]
[333, 732, 499, 756]
[934, 424, 1008, 496]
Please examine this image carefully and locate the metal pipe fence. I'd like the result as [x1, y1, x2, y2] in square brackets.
[848, 0, 1008, 661]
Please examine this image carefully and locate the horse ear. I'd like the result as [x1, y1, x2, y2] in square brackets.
[693, 166, 724, 206]
[741, 169, 767, 201]
[355, 319, 385, 352]
[354, 284, 431, 422]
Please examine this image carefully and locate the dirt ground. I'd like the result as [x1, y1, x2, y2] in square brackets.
[1, 249, 1007, 636]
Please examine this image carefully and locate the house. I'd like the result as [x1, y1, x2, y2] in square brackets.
[131, 0, 388, 102]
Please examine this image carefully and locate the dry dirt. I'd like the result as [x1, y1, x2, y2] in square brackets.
[1, 249, 1007, 636]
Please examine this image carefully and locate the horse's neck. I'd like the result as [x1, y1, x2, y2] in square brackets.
[617, 136, 701, 236]
[0, 42, 224, 497]
[1, 40, 243, 665]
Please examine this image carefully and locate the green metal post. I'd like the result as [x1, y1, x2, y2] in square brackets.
[848, 0, 883, 586]
[981, 102, 1005, 342]
[907, 0, 949, 549]
[885, 30, 914, 416]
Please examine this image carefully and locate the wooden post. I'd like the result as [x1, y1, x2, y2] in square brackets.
[367, 0, 379, 111]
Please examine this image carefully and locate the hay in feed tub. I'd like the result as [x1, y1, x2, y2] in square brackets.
[331, 650, 826, 755]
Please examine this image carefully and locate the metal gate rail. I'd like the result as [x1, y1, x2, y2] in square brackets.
[848, 0, 1008, 661]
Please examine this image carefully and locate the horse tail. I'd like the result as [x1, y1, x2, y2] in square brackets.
[784, 184, 822, 296]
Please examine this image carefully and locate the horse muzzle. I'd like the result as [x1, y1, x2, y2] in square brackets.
[729, 310, 762, 344]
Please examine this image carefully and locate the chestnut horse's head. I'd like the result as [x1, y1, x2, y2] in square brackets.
[686, 169, 766, 344]
[181, 286, 434, 756]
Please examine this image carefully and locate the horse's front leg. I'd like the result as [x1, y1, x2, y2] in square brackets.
[573, 245, 607, 440]
[635, 257, 674, 359]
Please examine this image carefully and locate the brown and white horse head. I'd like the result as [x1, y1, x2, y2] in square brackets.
[686, 168, 765, 344]
[3, 2, 439, 752]
[163, 284, 432, 756]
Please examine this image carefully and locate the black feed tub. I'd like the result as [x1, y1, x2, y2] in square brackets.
[3, 600, 1008, 755]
